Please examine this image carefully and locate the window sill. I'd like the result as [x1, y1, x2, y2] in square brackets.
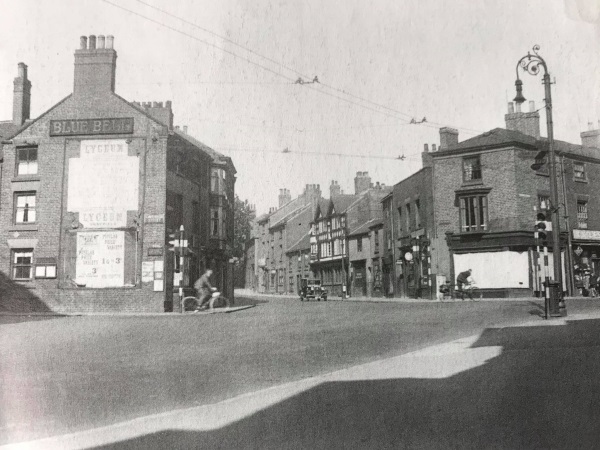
[9, 225, 39, 231]
[12, 175, 41, 183]
[459, 230, 488, 235]
[461, 179, 483, 186]
[574, 178, 588, 184]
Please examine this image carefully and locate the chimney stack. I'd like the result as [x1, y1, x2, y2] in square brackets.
[505, 101, 540, 138]
[278, 188, 291, 207]
[354, 171, 371, 194]
[439, 127, 459, 150]
[330, 180, 341, 197]
[13, 62, 31, 126]
[74, 34, 117, 95]
[581, 121, 600, 149]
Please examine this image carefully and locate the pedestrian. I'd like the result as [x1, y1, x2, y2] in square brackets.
[456, 269, 472, 292]
[194, 269, 215, 310]
[590, 273, 599, 298]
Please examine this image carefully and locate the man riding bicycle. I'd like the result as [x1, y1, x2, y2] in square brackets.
[194, 269, 215, 310]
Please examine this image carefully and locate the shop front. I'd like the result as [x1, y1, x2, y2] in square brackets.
[571, 229, 600, 296]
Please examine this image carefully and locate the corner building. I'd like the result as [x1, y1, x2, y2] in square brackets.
[0, 35, 235, 313]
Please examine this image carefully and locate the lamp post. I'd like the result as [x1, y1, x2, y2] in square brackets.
[514, 45, 564, 311]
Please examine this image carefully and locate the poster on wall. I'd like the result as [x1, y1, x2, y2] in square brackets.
[67, 139, 139, 229]
[75, 231, 125, 288]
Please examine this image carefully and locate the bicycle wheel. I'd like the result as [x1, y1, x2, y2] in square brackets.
[182, 296, 199, 311]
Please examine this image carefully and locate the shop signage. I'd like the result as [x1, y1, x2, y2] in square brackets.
[145, 214, 165, 224]
[573, 229, 600, 241]
[574, 246, 583, 256]
[50, 118, 134, 136]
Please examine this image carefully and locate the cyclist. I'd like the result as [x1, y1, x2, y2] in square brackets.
[194, 269, 215, 310]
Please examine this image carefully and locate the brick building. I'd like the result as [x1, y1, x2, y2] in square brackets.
[381, 145, 437, 299]
[0, 35, 235, 313]
[430, 102, 600, 297]
[310, 173, 390, 298]
[251, 184, 321, 293]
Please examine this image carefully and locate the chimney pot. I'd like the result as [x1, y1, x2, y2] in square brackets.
[152, 101, 158, 107]
[175, 125, 180, 130]
[88, 35, 96, 49]
[17, 62, 27, 78]
[183, 125, 188, 134]
[97, 35, 105, 49]
[529, 100, 535, 113]
[106, 35, 114, 49]
[166, 100, 172, 108]
[80, 36, 88, 50]
[589, 121, 594, 131]
[515, 102, 522, 113]
[157, 101, 163, 107]
[432, 143, 437, 152]
[424, 144, 429, 152]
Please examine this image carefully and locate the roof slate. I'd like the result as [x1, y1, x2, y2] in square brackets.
[439, 127, 599, 160]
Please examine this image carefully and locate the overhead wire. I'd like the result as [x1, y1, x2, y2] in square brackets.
[103, 0, 484, 135]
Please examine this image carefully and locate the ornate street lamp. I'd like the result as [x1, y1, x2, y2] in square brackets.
[514, 45, 564, 312]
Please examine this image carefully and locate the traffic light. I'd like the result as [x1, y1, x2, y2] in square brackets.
[535, 212, 548, 242]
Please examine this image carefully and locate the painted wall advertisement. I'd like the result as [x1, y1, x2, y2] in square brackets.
[68, 139, 139, 228]
[76, 231, 125, 287]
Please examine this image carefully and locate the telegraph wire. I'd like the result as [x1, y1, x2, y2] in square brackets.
[214, 146, 420, 161]
[100, 0, 297, 83]
[102, 0, 420, 123]
[104, 0, 483, 135]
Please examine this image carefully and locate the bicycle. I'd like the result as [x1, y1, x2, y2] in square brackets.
[454, 282, 480, 301]
[182, 290, 231, 312]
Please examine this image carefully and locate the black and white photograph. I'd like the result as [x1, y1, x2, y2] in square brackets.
[1, 0, 600, 448]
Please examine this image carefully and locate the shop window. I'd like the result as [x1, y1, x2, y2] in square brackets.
[357, 237, 363, 252]
[17, 147, 38, 175]
[577, 201, 588, 229]
[12, 249, 33, 280]
[278, 268, 285, 286]
[573, 162, 586, 181]
[463, 156, 482, 182]
[459, 195, 488, 232]
[15, 192, 36, 224]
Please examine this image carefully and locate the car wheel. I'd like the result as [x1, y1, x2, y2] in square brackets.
[323, 296, 327, 301]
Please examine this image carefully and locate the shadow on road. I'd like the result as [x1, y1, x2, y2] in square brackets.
[0, 272, 60, 322]
[92, 317, 600, 449]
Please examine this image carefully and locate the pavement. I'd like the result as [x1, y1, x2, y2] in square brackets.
[2, 300, 600, 449]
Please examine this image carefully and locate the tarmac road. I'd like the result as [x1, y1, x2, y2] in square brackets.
[1, 296, 599, 449]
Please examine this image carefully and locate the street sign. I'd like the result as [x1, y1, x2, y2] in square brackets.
[574, 246, 583, 256]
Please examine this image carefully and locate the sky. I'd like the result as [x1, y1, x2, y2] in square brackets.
[0, 0, 599, 214]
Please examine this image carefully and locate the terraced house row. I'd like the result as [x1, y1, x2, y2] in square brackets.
[247, 102, 600, 300]
[0, 35, 235, 313]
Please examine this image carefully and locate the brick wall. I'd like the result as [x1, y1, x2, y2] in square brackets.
[0, 93, 179, 313]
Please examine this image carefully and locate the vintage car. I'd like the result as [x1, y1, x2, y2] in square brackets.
[299, 278, 327, 302]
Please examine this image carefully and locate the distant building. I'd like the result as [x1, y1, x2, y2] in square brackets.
[251, 184, 322, 293]
[310, 173, 390, 297]
[382, 145, 436, 299]
[0, 35, 235, 313]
